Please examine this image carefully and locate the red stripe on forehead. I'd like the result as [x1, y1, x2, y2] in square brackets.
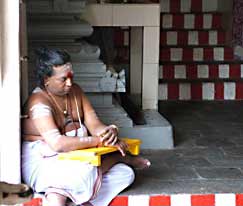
[67, 71, 73, 79]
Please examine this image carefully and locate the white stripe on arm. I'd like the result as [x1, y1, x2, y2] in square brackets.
[42, 129, 62, 144]
[30, 103, 52, 119]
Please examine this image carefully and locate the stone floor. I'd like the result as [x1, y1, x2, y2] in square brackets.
[121, 101, 243, 195]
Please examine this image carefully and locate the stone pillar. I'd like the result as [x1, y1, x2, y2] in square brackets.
[130, 27, 143, 97]
[26, 0, 126, 96]
[0, 0, 21, 183]
[20, 1, 29, 104]
[142, 26, 160, 110]
[26, 0, 132, 127]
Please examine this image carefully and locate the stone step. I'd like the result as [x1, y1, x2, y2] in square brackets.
[160, 47, 233, 62]
[99, 117, 133, 128]
[119, 110, 173, 150]
[29, 42, 101, 60]
[74, 77, 126, 93]
[68, 41, 101, 61]
[160, 0, 218, 13]
[28, 19, 93, 39]
[96, 107, 131, 117]
[159, 64, 243, 80]
[161, 13, 222, 30]
[160, 30, 225, 46]
[74, 77, 116, 93]
[87, 93, 113, 107]
[72, 61, 106, 74]
[159, 81, 243, 100]
[26, 0, 86, 14]
[94, 104, 133, 128]
[93, 106, 173, 150]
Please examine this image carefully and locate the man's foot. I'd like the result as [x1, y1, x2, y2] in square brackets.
[128, 156, 151, 170]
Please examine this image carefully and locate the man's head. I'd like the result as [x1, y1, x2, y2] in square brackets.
[35, 47, 71, 88]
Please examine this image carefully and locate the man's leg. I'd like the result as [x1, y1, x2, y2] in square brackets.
[90, 163, 135, 206]
[43, 193, 66, 206]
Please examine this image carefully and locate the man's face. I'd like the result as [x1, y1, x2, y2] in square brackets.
[46, 62, 74, 96]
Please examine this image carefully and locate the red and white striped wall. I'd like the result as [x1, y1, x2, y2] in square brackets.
[160, 47, 233, 62]
[114, 28, 129, 47]
[22, 194, 243, 206]
[159, 0, 243, 101]
[113, 28, 130, 63]
[110, 194, 243, 206]
[160, 0, 218, 13]
[160, 30, 225, 46]
[160, 64, 243, 80]
[158, 82, 243, 100]
[161, 13, 222, 30]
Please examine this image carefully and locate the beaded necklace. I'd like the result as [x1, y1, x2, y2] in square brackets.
[46, 91, 68, 117]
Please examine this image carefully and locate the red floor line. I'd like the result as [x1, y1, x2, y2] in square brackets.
[23, 194, 243, 206]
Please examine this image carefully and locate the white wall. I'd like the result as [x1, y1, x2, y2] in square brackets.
[0, 0, 21, 183]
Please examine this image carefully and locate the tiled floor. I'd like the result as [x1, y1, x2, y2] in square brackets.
[122, 101, 243, 195]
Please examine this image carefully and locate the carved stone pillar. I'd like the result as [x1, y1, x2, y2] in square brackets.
[26, 0, 132, 127]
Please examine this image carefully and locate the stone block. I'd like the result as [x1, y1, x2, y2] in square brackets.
[73, 61, 106, 74]
[94, 104, 134, 127]
[28, 21, 93, 40]
[100, 77, 117, 92]
[119, 110, 174, 149]
[27, 0, 86, 14]
[87, 93, 113, 106]
[69, 41, 101, 60]
[74, 78, 101, 92]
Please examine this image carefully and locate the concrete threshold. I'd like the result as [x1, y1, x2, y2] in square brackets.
[119, 110, 174, 149]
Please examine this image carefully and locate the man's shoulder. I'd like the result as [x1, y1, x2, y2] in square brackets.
[27, 88, 50, 106]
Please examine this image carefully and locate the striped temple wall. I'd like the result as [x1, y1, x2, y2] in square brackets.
[158, 0, 243, 101]
[113, 0, 243, 101]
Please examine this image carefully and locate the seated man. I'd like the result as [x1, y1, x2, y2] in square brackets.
[21, 47, 150, 206]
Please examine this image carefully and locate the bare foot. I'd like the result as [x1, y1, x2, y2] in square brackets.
[128, 156, 151, 170]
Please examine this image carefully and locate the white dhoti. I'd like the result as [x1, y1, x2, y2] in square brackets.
[21, 140, 135, 206]
[90, 164, 134, 206]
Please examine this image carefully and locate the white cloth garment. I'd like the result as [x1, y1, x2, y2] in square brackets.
[21, 125, 135, 206]
[22, 87, 135, 205]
